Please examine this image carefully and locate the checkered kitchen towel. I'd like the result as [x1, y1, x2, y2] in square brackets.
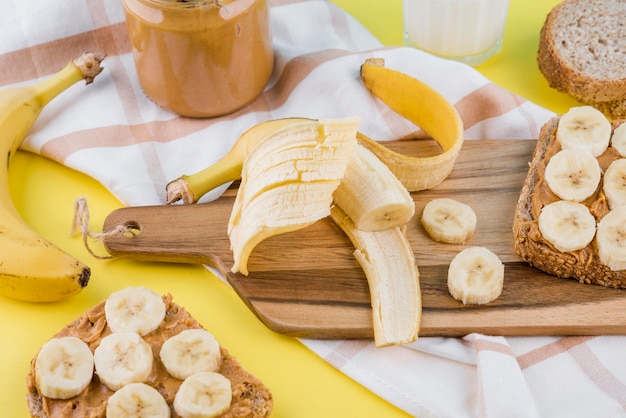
[3, 0, 626, 417]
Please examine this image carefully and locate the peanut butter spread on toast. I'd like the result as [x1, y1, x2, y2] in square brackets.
[26, 294, 272, 418]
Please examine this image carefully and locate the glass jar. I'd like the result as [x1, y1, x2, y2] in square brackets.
[121, 0, 274, 118]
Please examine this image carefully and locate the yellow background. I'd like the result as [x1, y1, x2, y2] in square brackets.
[2, 0, 577, 416]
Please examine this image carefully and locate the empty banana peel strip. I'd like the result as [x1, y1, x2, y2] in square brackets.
[358, 58, 464, 192]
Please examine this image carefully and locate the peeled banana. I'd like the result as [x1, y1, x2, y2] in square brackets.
[333, 143, 415, 231]
[0, 52, 103, 302]
[228, 117, 360, 275]
[330, 205, 421, 346]
[162, 58, 466, 346]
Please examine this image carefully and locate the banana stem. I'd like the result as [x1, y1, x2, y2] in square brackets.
[166, 156, 243, 204]
[33, 53, 105, 107]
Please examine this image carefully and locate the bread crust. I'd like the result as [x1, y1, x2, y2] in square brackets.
[513, 116, 626, 288]
[25, 294, 273, 418]
[537, 0, 626, 119]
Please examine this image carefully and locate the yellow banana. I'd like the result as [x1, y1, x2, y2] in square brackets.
[330, 205, 421, 347]
[167, 58, 463, 202]
[358, 58, 464, 192]
[0, 52, 104, 302]
[166, 117, 315, 204]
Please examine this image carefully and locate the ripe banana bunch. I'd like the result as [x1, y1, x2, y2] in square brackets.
[0, 52, 104, 302]
[33, 287, 234, 417]
[540, 106, 626, 271]
[447, 246, 504, 305]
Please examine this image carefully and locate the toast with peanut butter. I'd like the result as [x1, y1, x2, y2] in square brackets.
[26, 287, 273, 418]
[513, 106, 626, 288]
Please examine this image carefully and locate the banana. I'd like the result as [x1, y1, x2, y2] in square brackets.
[173, 371, 232, 418]
[330, 205, 421, 347]
[358, 58, 464, 192]
[556, 106, 612, 157]
[166, 117, 316, 204]
[0, 52, 104, 302]
[603, 158, 626, 210]
[228, 117, 360, 275]
[544, 148, 602, 202]
[160, 329, 222, 380]
[332, 143, 415, 231]
[610, 122, 626, 157]
[447, 246, 504, 305]
[538, 200, 597, 253]
[420, 198, 477, 244]
[34, 336, 94, 400]
[93, 331, 154, 391]
[166, 58, 463, 204]
[106, 382, 171, 418]
[596, 207, 626, 271]
[105, 286, 166, 336]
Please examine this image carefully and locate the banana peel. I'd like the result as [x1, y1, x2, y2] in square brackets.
[358, 58, 464, 191]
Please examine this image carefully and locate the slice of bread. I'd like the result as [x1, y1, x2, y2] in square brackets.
[513, 115, 626, 288]
[537, 0, 626, 119]
[25, 292, 273, 418]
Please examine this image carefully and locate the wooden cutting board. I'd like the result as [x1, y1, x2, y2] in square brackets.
[103, 139, 626, 338]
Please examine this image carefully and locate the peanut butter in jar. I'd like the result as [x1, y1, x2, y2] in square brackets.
[121, 0, 273, 118]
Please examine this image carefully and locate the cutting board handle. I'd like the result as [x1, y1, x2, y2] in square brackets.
[102, 203, 235, 276]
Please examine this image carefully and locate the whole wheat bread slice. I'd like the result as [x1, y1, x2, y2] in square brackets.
[537, 0, 626, 119]
[25, 293, 273, 418]
[513, 115, 626, 288]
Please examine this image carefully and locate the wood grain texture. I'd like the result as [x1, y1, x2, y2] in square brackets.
[103, 139, 626, 338]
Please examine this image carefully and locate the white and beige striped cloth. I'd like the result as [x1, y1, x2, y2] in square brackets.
[3, 0, 626, 416]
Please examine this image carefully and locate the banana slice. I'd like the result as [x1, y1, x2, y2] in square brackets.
[447, 246, 504, 305]
[420, 198, 477, 244]
[596, 207, 626, 271]
[610, 123, 626, 157]
[538, 200, 597, 253]
[105, 286, 166, 336]
[160, 329, 222, 381]
[106, 382, 171, 418]
[93, 331, 154, 391]
[173, 371, 232, 418]
[34, 336, 94, 400]
[603, 158, 626, 210]
[544, 148, 601, 202]
[556, 106, 612, 157]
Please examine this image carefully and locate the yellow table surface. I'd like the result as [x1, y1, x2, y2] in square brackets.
[2, 0, 581, 416]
